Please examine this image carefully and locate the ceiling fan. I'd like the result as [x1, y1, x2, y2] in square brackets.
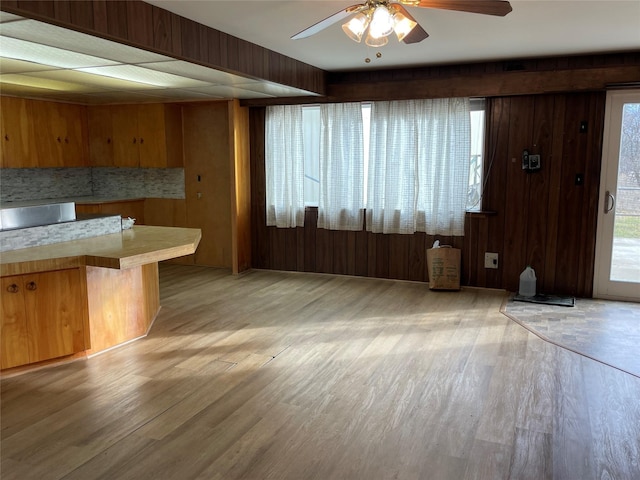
[291, 0, 512, 47]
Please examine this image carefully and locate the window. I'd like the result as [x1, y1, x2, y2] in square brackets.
[468, 99, 485, 211]
[266, 98, 482, 234]
[301, 99, 485, 210]
[302, 106, 320, 207]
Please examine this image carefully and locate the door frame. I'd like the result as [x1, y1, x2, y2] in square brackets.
[593, 89, 640, 301]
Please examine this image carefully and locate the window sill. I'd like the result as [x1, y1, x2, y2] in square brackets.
[465, 210, 497, 217]
[307, 206, 497, 217]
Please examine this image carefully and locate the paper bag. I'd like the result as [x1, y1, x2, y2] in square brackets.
[427, 246, 461, 290]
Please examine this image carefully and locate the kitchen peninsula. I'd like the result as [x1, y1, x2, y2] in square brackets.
[0, 225, 201, 373]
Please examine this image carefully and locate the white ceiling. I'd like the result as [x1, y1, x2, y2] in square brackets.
[147, 0, 640, 71]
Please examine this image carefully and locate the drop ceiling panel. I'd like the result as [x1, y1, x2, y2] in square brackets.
[30, 92, 96, 104]
[0, 12, 22, 23]
[76, 65, 213, 88]
[81, 91, 181, 105]
[24, 70, 170, 91]
[140, 60, 263, 85]
[237, 81, 318, 97]
[135, 88, 216, 100]
[0, 73, 99, 93]
[0, 14, 318, 103]
[0, 82, 59, 97]
[1, 36, 119, 69]
[184, 85, 274, 99]
[1, 19, 172, 64]
[0, 57, 61, 74]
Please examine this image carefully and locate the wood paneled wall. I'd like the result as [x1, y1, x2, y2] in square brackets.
[468, 92, 605, 297]
[325, 53, 640, 101]
[243, 52, 640, 106]
[250, 91, 606, 296]
[0, 0, 325, 95]
[229, 100, 252, 274]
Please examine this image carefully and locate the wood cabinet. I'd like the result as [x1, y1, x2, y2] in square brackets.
[44, 102, 88, 167]
[111, 104, 139, 168]
[1, 269, 88, 369]
[2, 98, 183, 169]
[87, 105, 114, 166]
[0, 276, 30, 368]
[0, 96, 37, 168]
[182, 99, 250, 272]
[89, 103, 183, 168]
[0, 96, 88, 168]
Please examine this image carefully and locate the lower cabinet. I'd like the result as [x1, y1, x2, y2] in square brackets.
[1, 269, 88, 369]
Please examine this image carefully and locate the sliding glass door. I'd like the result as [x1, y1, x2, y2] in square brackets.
[594, 90, 640, 300]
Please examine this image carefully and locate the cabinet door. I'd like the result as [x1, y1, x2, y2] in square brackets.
[112, 105, 139, 167]
[183, 102, 232, 267]
[24, 269, 86, 363]
[0, 96, 37, 168]
[137, 104, 166, 168]
[164, 103, 184, 168]
[88, 105, 114, 166]
[0, 277, 30, 369]
[31, 99, 64, 167]
[56, 102, 88, 167]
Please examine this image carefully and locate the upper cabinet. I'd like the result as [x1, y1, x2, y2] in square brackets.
[0, 97, 88, 168]
[1, 97, 183, 169]
[89, 104, 183, 168]
[1, 97, 37, 168]
[87, 105, 114, 167]
[33, 101, 88, 167]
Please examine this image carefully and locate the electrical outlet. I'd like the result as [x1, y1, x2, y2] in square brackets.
[484, 252, 499, 269]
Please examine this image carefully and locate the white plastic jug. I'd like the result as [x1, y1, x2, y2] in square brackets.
[519, 266, 537, 297]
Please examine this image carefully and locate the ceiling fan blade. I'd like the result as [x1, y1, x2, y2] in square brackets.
[291, 4, 367, 39]
[391, 4, 429, 44]
[412, 0, 512, 16]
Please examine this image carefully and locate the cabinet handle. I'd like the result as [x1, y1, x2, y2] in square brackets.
[57, 136, 62, 143]
[133, 137, 137, 144]
[65, 137, 69, 144]
[140, 137, 144, 145]
[4, 134, 8, 141]
[6, 284, 19, 293]
[26, 281, 37, 291]
[107, 137, 111, 144]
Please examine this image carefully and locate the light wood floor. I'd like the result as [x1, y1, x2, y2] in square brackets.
[2, 265, 639, 480]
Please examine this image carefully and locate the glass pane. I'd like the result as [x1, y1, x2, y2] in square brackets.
[611, 102, 640, 282]
[467, 109, 485, 211]
[302, 105, 320, 206]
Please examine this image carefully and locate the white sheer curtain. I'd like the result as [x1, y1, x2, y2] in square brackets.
[265, 105, 305, 228]
[366, 98, 471, 236]
[317, 103, 365, 230]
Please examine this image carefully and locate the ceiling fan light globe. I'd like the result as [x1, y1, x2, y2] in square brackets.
[393, 13, 417, 42]
[369, 5, 394, 39]
[365, 31, 389, 47]
[341, 12, 370, 43]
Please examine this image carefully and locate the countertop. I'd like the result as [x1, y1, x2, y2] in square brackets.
[0, 225, 201, 276]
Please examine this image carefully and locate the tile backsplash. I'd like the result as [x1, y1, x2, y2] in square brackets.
[0, 168, 93, 202]
[0, 214, 122, 252]
[0, 167, 185, 203]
